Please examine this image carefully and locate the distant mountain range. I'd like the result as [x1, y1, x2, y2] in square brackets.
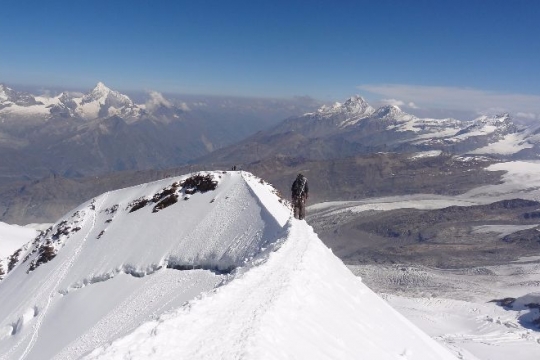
[0, 82, 170, 122]
[0, 82, 196, 181]
[196, 95, 540, 165]
[0, 82, 315, 185]
[2, 90, 540, 225]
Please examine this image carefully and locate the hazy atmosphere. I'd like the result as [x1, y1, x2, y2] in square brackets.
[2, 1, 540, 360]
[2, 0, 540, 119]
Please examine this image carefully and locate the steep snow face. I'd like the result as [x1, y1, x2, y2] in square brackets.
[0, 84, 9, 102]
[86, 219, 457, 360]
[0, 173, 289, 359]
[451, 114, 519, 140]
[339, 94, 376, 116]
[0, 171, 288, 359]
[0, 85, 40, 107]
[0, 84, 48, 116]
[380, 106, 463, 136]
[0, 171, 456, 360]
[0, 84, 27, 105]
[374, 105, 421, 130]
[316, 95, 375, 117]
[374, 104, 406, 119]
[306, 95, 376, 127]
[73, 82, 142, 120]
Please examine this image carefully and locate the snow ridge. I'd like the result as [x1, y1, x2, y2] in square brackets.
[85, 218, 457, 360]
[0, 171, 457, 359]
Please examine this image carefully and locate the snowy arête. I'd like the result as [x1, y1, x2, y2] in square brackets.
[0, 171, 457, 359]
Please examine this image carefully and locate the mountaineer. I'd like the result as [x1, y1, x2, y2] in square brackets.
[291, 173, 309, 220]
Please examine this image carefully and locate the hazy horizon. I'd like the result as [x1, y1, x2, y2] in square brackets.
[2, 0, 540, 120]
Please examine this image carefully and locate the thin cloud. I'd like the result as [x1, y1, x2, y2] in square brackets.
[516, 112, 537, 120]
[357, 84, 540, 117]
[179, 102, 191, 111]
[380, 98, 419, 109]
[145, 91, 173, 111]
[381, 98, 405, 107]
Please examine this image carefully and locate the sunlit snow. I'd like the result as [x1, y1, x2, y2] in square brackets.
[0, 222, 37, 258]
[0, 171, 457, 359]
[470, 133, 533, 155]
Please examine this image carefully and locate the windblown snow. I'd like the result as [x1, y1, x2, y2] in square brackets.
[0, 171, 457, 360]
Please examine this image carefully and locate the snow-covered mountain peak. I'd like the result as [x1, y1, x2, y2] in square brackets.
[343, 94, 375, 114]
[83, 82, 131, 104]
[302, 95, 377, 128]
[0, 83, 16, 102]
[458, 113, 519, 136]
[375, 104, 405, 118]
[90, 81, 112, 98]
[0, 171, 457, 359]
[57, 91, 74, 102]
[343, 94, 368, 105]
[0, 84, 43, 109]
[496, 113, 511, 122]
[0, 93, 7, 103]
[474, 113, 512, 125]
[3, 172, 288, 279]
[0, 83, 189, 122]
[74, 82, 140, 120]
[0, 84, 10, 101]
[316, 94, 375, 117]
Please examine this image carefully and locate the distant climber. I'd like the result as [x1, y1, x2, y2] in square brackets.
[291, 173, 309, 220]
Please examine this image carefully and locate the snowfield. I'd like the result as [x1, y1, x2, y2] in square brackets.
[309, 161, 540, 217]
[310, 160, 540, 360]
[0, 171, 457, 360]
[0, 222, 37, 259]
[85, 219, 455, 360]
[470, 133, 533, 155]
[350, 262, 540, 360]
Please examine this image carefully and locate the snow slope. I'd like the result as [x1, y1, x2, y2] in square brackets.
[351, 261, 540, 360]
[0, 171, 457, 360]
[86, 218, 456, 360]
[0, 222, 36, 259]
[0, 223, 38, 281]
[309, 160, 540, 360]
[469, 133, 533, 155]
[466, 161, 540, 200]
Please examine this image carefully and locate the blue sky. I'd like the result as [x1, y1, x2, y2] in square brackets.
[1, 0, 540, 116]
